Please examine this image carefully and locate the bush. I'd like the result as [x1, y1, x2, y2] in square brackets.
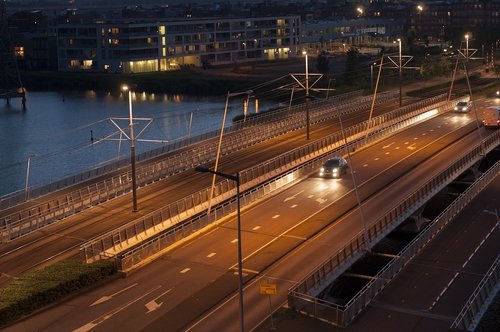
[0, 259, 117, 327]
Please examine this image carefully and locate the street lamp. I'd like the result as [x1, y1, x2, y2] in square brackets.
[416, 5, 424, 38]
[121, 84, 138, 212]
[465, 34, 470, 63]
[302, 50, 310, 140]
[195, 166, 244, 332]
[394, 38, 403, 106]
[356, 7, 364, 17]
[370, 62, 376, 90]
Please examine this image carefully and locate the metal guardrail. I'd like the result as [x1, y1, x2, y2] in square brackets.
[451, 254, 500, 331]
[0, 91, 397, 242]
[0, 90, 365, 210]
[81, 95, 463, 268]
[287, 135, 500, 327]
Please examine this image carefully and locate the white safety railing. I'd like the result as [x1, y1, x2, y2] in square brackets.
[451, 254, 500, 331]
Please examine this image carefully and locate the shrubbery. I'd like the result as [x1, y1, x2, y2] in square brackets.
[0, 259, 117, 327]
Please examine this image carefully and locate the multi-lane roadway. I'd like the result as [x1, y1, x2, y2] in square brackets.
[4, 100, 495, 331]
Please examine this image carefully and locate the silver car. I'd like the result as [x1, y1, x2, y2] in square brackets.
[454, 101, 472, 113]
[319, 157, 348, 178]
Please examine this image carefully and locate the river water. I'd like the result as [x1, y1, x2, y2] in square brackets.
[0, 90, 266, 196]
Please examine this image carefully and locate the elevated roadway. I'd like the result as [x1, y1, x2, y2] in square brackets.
[4, 105, 495, 331]
[0, 95, 407, 286]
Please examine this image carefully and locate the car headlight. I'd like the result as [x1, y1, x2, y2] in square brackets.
[462, 107, 466, 111]
[320, 167, 324, 172]
[333, 168, 338, 173]
[454, 107, 458, 110]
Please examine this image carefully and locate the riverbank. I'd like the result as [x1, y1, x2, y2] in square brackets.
[20, 59, 307, 95]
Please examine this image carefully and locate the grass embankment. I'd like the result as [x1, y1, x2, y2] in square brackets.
[20, 68, 270, 95]
[0, 259, 117, 327]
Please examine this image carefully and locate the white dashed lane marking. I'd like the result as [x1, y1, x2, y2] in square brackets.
[374, 157, 380, 161]
[206, 253, 216, 258]
[291, 204, 298, 208]
[180, 268, 190, 274]
[272, 215, 280, 219]
[363, 164, 368, 167]
[253, 226, 261, 231]
[307, 195, 314, 198]
[231, 239, 238, 244]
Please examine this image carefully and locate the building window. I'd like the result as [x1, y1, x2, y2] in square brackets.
[160, 26, 166, 35]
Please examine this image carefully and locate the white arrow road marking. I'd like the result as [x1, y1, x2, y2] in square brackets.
[75, 286, 161, 332]
[90, 283, 138, 307]
[382, 142, 395, 149]
[145, 289, 172, 314]
[407, 143, 417, 150]
[283, 190, 304, 202]
[315, 197, 327, 204]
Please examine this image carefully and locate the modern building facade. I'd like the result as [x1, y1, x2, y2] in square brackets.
[301, 18, 404, 54]
[56, 16, 301, 73]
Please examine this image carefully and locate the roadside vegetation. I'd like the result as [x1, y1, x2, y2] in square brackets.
[0, 259, 117, 327]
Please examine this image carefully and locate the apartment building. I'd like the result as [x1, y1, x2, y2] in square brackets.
[56, 16, 301, 73]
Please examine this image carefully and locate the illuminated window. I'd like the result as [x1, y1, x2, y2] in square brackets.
[162, 48, 166, 56]
[14, 46, 24, 58]
[162, 36, 166, 46]
[160, 26, 166, 35]
[83, 60, 93, 67]
[110, 28, 119, 34]
[109, 39, 119, 45]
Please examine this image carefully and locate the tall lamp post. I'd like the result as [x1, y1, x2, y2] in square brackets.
[195, 166, 244, 332]
[302, 50, 310, 140]
[465, 34, 470, 63]
[395, 38, 402, 106]
[416, 5, 423, 37]
[121, 84, 138, 212]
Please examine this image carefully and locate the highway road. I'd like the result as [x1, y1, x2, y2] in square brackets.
[4, 105, 494, 331]
[0, 95, 407, 286]
[273, 175, 498, 332]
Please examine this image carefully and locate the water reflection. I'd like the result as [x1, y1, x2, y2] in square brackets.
[0, 90, 265, 195]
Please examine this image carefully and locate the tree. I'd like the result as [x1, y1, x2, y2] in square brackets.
[494, 64, 500, 78]
[343, 47, 361, 85]
[316, 51, 329, 75]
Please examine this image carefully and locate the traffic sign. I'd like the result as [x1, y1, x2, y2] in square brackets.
[259, 283, 277, 295]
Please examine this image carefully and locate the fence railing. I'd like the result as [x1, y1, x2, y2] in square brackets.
[80, 95, 464, 268]
[0, 91, 399, 242]
[0, 90, 365, 210]
[287, 133, 499, 327]
[451, 254, 500, 331]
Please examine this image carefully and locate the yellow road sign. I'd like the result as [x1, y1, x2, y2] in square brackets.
[259, 283, 277, 295]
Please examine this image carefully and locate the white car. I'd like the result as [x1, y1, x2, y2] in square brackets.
[454, 101, 472, 113]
